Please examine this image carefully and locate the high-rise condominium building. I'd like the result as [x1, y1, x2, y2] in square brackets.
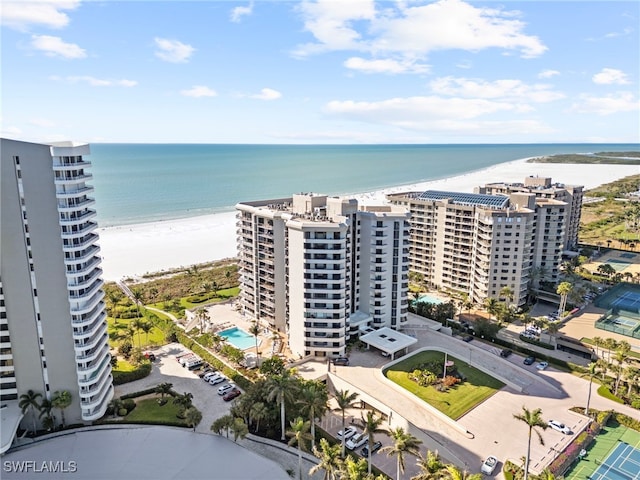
[387, 189, 567, 307]
[1, 139, 113, 443]
[236, 193, 411, 358]
[476, 176, 583, 251]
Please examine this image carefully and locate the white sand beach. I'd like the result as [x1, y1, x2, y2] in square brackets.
[98, 158, 639, 281]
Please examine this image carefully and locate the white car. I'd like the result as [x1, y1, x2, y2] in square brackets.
[481, 456, 498, 475]
[337, 426, 358, 440]
[217, 383, 235, 395]
[548, 420, 572, 435]
[346, 433, 369, 450]
[203, 372, 218, 381]
[209, 374, 226, 385]
[536, 361, 549, 371]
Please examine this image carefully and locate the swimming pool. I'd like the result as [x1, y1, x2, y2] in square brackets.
[218, 326, 257, 351]
[414, 294, 444, 305]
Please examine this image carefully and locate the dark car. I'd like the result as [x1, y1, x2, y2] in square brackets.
[361, 441, 382, 457]
[223, 388, 242, 402]
[523, 356, 536, 365]
[462, 335, 474, 342]
[333, 357, 350, 366]
[500, 349, 512, 358]
[144, 352, 156, 361]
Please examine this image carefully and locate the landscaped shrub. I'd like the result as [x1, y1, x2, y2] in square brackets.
[122, 398, 136, 413]
[118, 341, 133, 359]
[598, 385, 624, 404]
[118, 408, 128, 416]
[518, 335, 555, 350]
[112, 362, 152, 385]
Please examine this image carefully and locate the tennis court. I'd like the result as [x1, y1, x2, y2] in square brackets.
[565, 422, 640, 480]
[606, 259, 633, 272]
[594, 283, 640, 339]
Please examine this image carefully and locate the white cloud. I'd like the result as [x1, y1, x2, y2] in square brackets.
[571, 92, 639, 115]
[592, 68, 630, 85]
[538, 69, 560, 79]
[249, 88, 282, 100]
[31, 34, 86, 59]
[295, 0, 546, 65]
[344, 57, 429, 74]
[1, 0, 80, 31]
[429, 77, 565, 103]
[154, 37, 195, 63]
[180, 85, 217, 98]
[230, 2, 253, 23]
[51, 75, 137, 87]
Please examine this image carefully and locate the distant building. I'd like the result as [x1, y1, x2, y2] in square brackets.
[236, 193, 411, 358]
[476, 176, 583, 251]
[1, 139, 113, 450]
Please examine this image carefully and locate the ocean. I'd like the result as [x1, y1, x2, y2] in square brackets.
[89, 143, 639, 227]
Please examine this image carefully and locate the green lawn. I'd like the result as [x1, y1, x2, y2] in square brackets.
[384, 350, 505, 419]
[114, 359, 137, 372]
[124, 397, 188, 425]
[108, 317, 165, 348]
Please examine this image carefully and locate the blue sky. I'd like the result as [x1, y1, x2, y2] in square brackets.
[1, 0, 639, 144]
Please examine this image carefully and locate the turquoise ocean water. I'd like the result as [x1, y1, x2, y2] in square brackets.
[89, 143, 639, 227]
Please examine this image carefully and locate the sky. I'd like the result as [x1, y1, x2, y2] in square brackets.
[1, 0, 639, 144]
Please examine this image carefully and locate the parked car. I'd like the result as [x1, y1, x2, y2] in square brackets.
[523, 356, 536, 365]
[361, 441, 382, 457]
[209, 374, 226, 385]
[481, 455, 498, 475]
[203, 372, 219, 381]
[548, 420, 572, 434]
[198, 367, 215, 378]
[536, 361, 549, 371]
[144, 352, 156, 361]
[346, 433, 369, 450]
[223, 388, 242, 402]
[333, 357, 350, 366]
[499, 349, 512, 358]
[462, 335, 474, 342]
[337, 426, 358, 440]
[217, 383, 235, 396]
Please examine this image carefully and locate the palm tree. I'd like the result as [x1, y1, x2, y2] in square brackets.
[173, 392, 194, 415]
[556, 281, 573, 316]
[132, 317, 146, 348]
[592, 336, 603, 359]
[184, 407, 202, 432]
[334, 389, 359, 457]
[310, 438, 342, 480]
[249, 401, 268, 433]
[131, 287, 145, 318]
[603, 338, 618, 362]
[444, 465, 482, 480]
[232, 417, 249, 442]
[249, 321, 261, 360]
[211, 414, 234, 438]
[613, 349, 629, 396]
[583, 362, 599, 415]
[380, 427, 423, 480]
[287, 417, 312, 480]
[624, 366, 640, 399]
[19, 390, 43, 434]
[154, 382, 173, 401]
[297, 380, 328, 450]
[38, 398, 55, 431]
[545, 320, 561, 343]
[484, 298, 500, 319]
[357, 410, 388, 475]
[139, 321, 153, 346]
[412, 449, 446, 480]
[105, 289, 122, 317]
[51, 390, 72, 428]
[340, 456, 369, 480]
[500, 286, 514, 308]
[513, 406, 547, 480]
[195, 308, 210, 333]
[266, 370, 297, 441]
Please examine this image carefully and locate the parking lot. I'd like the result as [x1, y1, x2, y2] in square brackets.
[114, 342, 240, 434]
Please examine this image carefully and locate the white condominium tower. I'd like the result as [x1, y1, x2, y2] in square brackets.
[476, 176, 583, 251]
[387, 189, 567, 307]
[1, 139, 113, 441]
[236, 193, 411, 359]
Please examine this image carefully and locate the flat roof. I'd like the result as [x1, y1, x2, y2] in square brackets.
[359, 327, 418, 354]
[0, 402, 23, 454]
[2, 426, 289, 479]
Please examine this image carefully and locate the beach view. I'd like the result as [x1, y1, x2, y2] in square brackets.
[1, 1, 639, 480]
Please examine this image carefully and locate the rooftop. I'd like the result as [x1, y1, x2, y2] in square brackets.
[417, 190, 510, 209]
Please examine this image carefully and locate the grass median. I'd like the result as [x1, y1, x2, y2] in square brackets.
[384, 350, 505, 419]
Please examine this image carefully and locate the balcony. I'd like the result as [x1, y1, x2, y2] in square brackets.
[54, 173, 92, 185]
[58, 197, 95, 213]
[69, 290, 104, 316]
[60, 221, 98, 239]
[81, 384, 113, 421]
[55, 185, 94, 199]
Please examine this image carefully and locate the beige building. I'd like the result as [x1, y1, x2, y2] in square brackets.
[236, 193, 411, 358]
[387, 190, 538, 307]
[476, 176, 583, 251]
[1, 139, 113, 447]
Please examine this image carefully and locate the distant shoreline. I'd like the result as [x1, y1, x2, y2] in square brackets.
[98, 158, 640, 281]
[528, 152, 640, 164]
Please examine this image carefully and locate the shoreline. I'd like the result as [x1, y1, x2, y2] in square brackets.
[97, 158, 640, 281]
